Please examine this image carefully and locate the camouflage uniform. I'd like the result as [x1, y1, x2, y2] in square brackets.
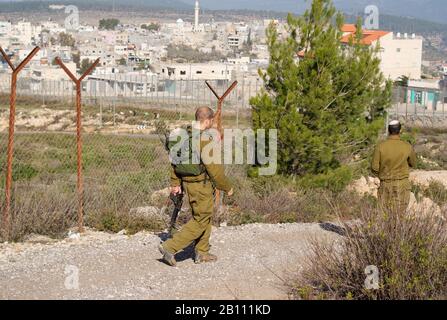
[162, 133, 232, 256]
[371, 135, 417, 214]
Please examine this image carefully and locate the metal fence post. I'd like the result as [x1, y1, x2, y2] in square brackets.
[55, 57, 100, 233]
[205, 80, 238, 212]
[0, 46, 40, 239]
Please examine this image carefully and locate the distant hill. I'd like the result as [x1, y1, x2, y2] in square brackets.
[0, 0, 191, 11]
[181, 0, 447, 24]
[0, 0, 446, 39]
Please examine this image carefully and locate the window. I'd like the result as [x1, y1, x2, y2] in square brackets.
[415, 91, 422, 104]
[180, 71, 186, 75]
[196, 71, 202, 74]
[396, 48, 401, 52]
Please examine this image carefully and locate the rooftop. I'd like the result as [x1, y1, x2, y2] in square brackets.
[341, 24, 390, 45]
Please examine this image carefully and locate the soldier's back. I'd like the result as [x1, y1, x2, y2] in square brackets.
[377, 137, 413, 181]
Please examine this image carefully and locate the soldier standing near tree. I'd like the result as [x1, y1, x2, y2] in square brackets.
[371, 120, 417, 214]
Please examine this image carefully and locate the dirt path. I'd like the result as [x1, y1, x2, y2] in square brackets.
[0, 223, 340, 300]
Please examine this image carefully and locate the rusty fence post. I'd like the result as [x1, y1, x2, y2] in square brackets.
[0, 46, 40, 239]
[205, 80, 238, 211]
[55, 57, 100, 233]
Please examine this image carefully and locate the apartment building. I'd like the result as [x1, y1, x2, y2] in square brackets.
[297, 24, 423, 81]
[158, 62, 234, 80]
[340, 24, 423, 80]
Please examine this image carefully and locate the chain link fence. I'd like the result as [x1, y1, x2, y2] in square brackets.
[0, 74, 253, 240]
[389, 85, 447, 127]
[1, 73, 447, 240]
[0, 73, 263, 112]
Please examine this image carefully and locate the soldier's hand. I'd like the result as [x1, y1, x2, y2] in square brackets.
[171, 186, 182, 195]
[227, 188, 234, 197]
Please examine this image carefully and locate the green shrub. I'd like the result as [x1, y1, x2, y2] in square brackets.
[423, 181, 447, 207]
[290, 207, 447, 300]
[297, 166, 353, 193]
[86, 210, 165, 235]
[12, 163, 38, 181]
[251, 1, 390, 178]
[400, 127, 418, 145]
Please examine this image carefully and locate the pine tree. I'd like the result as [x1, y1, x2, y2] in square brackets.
[251, 0, 391, 183]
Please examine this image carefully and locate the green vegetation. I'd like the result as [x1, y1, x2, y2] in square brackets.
[221, 171, 373, 227]
[0, 132, 170, 241]
[251, 0, 391, 188]
[99, 18, 120, 30]
[141, 23, 160, 32]
[57, 32, 76, 48]
[118, 57, 127, 66]
[290, 208, 447, 300]
[407, 126, 447, 170]
[412, 180, 447, 207]
[80, 58, 92, 74]
[167, 44, 227, 63]
[72, 52, 81, 68]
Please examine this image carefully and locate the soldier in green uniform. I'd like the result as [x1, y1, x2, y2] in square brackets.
[371, 120, 417, 214]
[159, 107, 234, 267]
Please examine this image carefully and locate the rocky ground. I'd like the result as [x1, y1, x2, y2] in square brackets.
[0, 223, 340, 300]
[348, 170, 447, 218]
[0, 107, 189, 135]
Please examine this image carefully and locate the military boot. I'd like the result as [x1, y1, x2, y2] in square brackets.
[194, 251, 218, 264]
[158, 244, 177, 267]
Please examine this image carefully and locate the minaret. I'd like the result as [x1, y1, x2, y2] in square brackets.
[194, 0, 200, 32]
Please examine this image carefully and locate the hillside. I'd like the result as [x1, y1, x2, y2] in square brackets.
[181, 0, 447, 24]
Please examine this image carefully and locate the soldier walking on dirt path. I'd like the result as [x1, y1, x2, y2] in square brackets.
[159, 107, 234, 267]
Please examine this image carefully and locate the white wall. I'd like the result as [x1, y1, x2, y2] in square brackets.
[159, 63, 234, 80]
[377, 33, 422, 80]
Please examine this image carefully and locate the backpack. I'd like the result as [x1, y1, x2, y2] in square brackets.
[166, 127, 206, 178]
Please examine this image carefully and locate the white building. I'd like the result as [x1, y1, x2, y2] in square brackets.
[0, 21, 12, 36]
[158, 62, 234, 81]
[87, 69, 158, 97]
[31, 62, 77, 81]
[341, 24, 423, 80]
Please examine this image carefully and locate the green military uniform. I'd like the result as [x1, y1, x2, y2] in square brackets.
[371, 135, 417, 214]
[162, 134, 232, 256]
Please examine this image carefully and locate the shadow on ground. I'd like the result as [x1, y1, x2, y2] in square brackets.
[319, 222, 347, 237]
[156, 231, 196, 265]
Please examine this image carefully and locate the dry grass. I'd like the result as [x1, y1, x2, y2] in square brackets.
[221, 174, 372, 226]
[290, 205, 447, 300]
[1, 184, 78, 242]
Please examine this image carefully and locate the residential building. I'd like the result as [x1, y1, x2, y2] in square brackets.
[340, 24, 423, 80]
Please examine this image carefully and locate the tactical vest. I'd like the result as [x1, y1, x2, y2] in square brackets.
[167, 127, 206, 178]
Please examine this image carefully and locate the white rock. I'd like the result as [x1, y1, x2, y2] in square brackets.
[348, 176, 380, 198]
[150, 188, 171, 204]
[408, 193, 443, 218]
[24, 234, 57, 244]
[410, 171, 447, 188]
[67, 231, 81, 240]
[129, 206, 168, 223]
